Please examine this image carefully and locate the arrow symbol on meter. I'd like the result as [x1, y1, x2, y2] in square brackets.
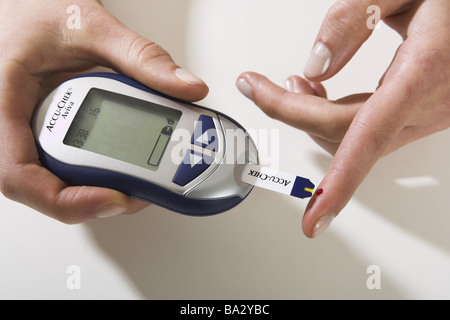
[196, 130, 217, 151]
[189, 152, 204, 168]
[196, 131, 211, 145]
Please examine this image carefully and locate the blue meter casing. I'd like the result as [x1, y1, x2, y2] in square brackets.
[32, 73, 258, 216]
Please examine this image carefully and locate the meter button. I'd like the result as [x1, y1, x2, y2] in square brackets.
[191, 115, 218, 152]
[173, 150, 214, 186]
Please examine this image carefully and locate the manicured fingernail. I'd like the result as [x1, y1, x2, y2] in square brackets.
[236, 77, 253, 100]
[175, 68, 204, 85]
[96, 205, 127, 219]
[312, 214, 334, 238]
[304, 42, 331, 78]
[285, 78, 301, 93]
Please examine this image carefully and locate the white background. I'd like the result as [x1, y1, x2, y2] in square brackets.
[1, 0, 449, 299]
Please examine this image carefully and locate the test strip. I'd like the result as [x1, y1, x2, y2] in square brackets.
[241, 164, 315, 199]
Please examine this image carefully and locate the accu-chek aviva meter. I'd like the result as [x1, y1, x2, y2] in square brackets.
[32, 72, 258, 216]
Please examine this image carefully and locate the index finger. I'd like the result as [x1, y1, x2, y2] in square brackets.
[302, 78, 410, 238]
[237, 72, 362, 142]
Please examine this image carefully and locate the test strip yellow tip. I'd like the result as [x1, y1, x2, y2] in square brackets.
[304, 187, 314, 194]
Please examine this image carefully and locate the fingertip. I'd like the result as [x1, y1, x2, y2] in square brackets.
[237, 71, 262, 84]
[126, 65, 209, 102]
[303, 42, 332, 80]
[94, 201, 130, 219]
[303, 206, 336, 239]
[236, 71, 266, 101]
[174, 68, 204, 85]
[236, 71, 257, 86]
[170, 67, 209, 101]
[236, 71, 285, 101]
[303, 0, 397, 81]
[53, 186, 132, 224]
[236, 73, 254, 100]
[302, 184, 341, 238]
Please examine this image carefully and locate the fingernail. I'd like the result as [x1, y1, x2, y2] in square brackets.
[236, 77, 253, 100]
[312, 214, 334, 238]
[175, 68, 204, 85]
[96, 205, 127, 219]
[304, 42, 331, 78]
[285, 78, 301, 93]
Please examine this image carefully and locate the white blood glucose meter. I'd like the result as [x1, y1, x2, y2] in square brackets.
[33, 72, 258, 216]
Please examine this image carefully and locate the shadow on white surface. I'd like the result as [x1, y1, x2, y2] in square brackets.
[84, 189, 402, 299]
[312, 129, 450, 253]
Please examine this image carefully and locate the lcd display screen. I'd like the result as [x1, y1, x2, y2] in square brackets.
[64, 88, 182, 171]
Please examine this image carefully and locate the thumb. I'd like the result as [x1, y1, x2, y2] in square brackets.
[303, 0, 410, 80]
[74, 4, 208, 101]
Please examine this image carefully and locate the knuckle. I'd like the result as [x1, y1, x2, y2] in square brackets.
[0, 174, 16, 201]
[258, 96, 287, 121]
[260, 102, 279, 119]
[354, 117, 399, 154]
[52, 186, 95, 225]
[126, 35, 169, 67]
[325, 121, 348, 142]
[0, 165, 22, 201]
[409, 48, 444, 77]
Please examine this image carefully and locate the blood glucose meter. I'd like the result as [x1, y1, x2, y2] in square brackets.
[33, 72, 258, 216]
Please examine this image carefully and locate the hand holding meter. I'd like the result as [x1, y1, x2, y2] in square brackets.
[33, 72, 258, 216]
[33, 72, 314, 217]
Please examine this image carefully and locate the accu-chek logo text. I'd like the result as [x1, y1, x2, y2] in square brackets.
[248, 170, 291, 187]
[46, 88, 73, 132]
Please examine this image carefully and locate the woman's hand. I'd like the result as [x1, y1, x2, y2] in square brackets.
[237, 0, 450, 237]
[0, 0, 208, 223]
